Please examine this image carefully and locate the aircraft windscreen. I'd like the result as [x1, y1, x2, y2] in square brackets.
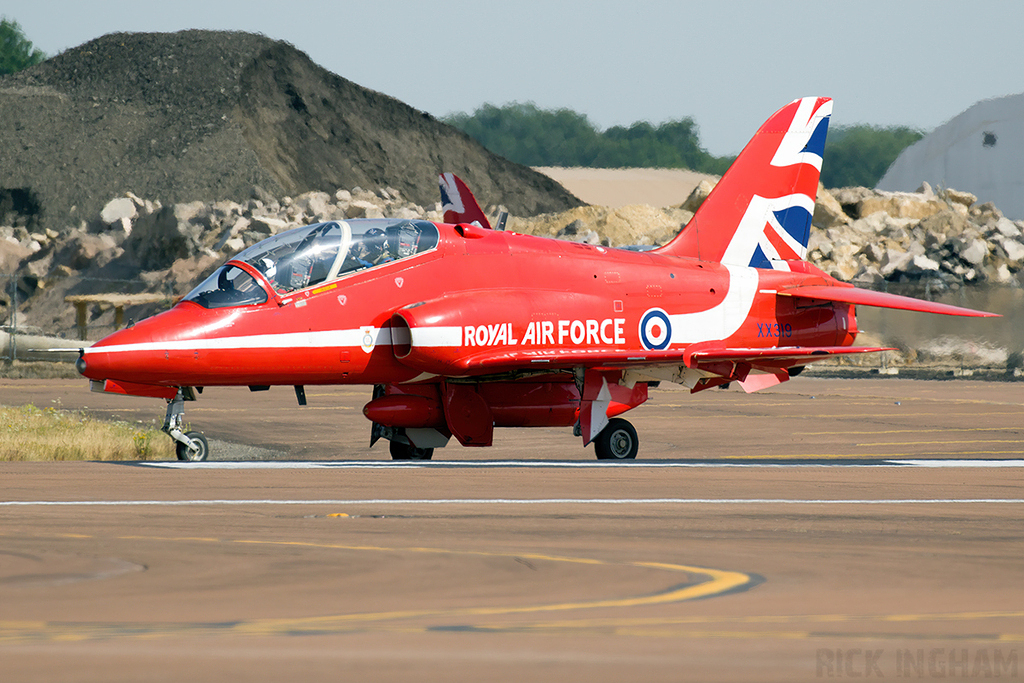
[235, 219, 439, 294]
[184, 265, 269, 309]
[183, 220, 439, 308]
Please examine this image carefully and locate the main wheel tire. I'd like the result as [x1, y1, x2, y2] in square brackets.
[389, 440, 433, 461]
[175, 431, 209, 461]
[594, 418, 638, 460]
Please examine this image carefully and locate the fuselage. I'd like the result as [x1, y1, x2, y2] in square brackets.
[79, 219, 858, 389]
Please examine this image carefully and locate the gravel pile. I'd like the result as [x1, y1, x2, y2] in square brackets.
[0, 30, 581, 233]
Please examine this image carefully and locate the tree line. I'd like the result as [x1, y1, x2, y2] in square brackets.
[444, 103, 923, 189]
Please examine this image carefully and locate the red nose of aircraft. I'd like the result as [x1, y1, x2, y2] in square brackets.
[78, 303, 233, 387]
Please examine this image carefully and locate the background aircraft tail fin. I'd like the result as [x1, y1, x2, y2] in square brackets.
[439, 173, 492, 229]
[656, 97, 832, 270]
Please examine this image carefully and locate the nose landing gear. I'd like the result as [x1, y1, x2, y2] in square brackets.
[163, 389, 209, 461]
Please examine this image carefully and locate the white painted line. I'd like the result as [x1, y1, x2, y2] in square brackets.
[2, 498, 1023, 507]
[130, 459, 1024, 470]
[888, 459, 1024, 468]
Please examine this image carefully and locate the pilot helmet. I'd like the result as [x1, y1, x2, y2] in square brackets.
[257, 257, 277, 280]
[363, 228, 386, 259]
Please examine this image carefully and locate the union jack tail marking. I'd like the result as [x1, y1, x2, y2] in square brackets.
[657, 97, 832, 270]
[439, 173, 492, 229]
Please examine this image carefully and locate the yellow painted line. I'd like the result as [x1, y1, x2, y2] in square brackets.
[646, 412, 1023, 421]
[856, 440, 1024, 447]
[494, 610, 1024, 630]
[664, 451, 1024, 459]
[0, 532, 753, 643]
[798, 427, 1023, 436]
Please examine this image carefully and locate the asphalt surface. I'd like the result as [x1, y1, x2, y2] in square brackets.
[1, 377, 1023, 682]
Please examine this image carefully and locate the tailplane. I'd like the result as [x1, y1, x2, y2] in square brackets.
[439, 173, 492, 229]
[657, 97, 832, 270]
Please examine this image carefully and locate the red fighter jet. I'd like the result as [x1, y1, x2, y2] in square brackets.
[77, 97, 996, 461]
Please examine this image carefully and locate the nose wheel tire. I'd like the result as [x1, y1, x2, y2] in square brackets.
[175, 431, 209, 461]
[389, 441, 434, 460]
[594, 418, 638, 460]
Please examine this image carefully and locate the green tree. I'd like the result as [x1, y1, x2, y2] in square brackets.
[821, 124, 924, 188]
[445, 103, 919, 184]
[447, 103, 605, 167]
[0, 17, 46, 76]
[444, 103, 730, 174]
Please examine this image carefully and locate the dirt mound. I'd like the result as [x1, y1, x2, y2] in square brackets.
[0, 30, 581, 232]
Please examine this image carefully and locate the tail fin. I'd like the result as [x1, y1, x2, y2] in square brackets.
[439, 173, 492, 229]
[657, 97, 832, 270]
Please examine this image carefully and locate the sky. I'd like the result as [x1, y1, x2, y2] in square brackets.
[5, 0, 1023, 156]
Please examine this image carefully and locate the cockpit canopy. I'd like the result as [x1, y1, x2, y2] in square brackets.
[185, 219, 439, 309]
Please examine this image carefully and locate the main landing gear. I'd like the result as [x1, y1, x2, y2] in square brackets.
[163, 389, 209, 461]
[593, 418, 639, 460]
[388, 440, 434, 461]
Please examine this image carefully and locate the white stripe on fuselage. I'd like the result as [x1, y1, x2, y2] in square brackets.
[669, 264, 759, 344]
[87, 328, 384, 355]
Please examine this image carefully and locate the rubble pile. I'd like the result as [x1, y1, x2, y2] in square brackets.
[0, 30, 581, 233]
[809, 183, 1024, 292]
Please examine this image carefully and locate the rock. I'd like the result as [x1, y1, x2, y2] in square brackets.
[908, 254, 940, 273]
[831, 187, 876, 218]
[858, 191, 945, 221]
[679, 179, 716, 213]
[100, 197, 138, 226]
[250, 216, 291, 235]
[558, 220, 583, 237]
[994, 217, 1021, 238]
[52, 231, 119, 271]
[346, 200, 384, 219]
[880, 250, 914, 278]
[1002, 239, 1024, 263]
[828, 258, 860, 281]
[214, 217, 251, 251]
[857, 241, 885, 263]
[959, 239, 988, 266]
[852, 265, 885, 287]
[813, 185, 850, 228]
[974, 202, 1002, 219]
[223, 237, 245, 253]
[295, 191, 332, 218]
[807, 229, 832, 260]
[943, 188, 977, 208]
[125, 205, 198, 269]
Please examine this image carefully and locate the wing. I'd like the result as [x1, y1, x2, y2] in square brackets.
[780, 284, 998, 317]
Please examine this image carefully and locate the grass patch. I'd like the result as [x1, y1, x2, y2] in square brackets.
[0, 361, 83, 379]
[0, 404, 174, 461]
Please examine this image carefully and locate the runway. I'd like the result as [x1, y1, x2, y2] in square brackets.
[1, 377, 1023, 681]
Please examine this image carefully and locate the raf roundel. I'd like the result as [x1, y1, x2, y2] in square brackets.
[639, 308, 672, 350]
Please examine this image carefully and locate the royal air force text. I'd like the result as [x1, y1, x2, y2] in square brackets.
[463, 319, 627, 347]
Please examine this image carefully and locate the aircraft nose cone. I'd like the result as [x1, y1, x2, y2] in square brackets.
[77, 313, 169, 382]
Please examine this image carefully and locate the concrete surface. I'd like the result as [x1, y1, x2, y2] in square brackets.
[1, 377, 1022, 681]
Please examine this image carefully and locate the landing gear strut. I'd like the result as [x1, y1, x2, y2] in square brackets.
[593, 418, 638, 460]
[163, 389, 209, 461]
